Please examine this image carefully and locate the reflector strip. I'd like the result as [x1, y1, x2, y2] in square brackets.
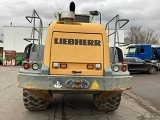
[60, 64, 67, 68]
[87, 64, 94, 69]
[24, 63, 30, 69]
[121, 65, 127, 72]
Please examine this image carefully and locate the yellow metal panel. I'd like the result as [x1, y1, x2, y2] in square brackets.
[43, 22, 110, 75]
[51, 32, 103, 62]
[50, 32, 103, 75]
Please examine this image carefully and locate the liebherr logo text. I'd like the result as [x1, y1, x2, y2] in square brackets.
[54, 38, 101, 46]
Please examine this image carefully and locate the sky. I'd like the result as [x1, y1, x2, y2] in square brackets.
[0, 0, 160, 40]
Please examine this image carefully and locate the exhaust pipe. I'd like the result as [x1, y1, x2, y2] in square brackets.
[61, 2, 75, 24]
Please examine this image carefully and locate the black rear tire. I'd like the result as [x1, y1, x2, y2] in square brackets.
[93, 93, 122, 112]
[23, 89, 50, 111]
[148, 66, 157, 74]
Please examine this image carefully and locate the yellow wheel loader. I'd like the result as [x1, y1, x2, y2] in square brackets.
[17, 2, 132, 111]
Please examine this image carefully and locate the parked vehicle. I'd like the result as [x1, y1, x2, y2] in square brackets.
[125, 44, 160, 70]
[124, 57, 158, 74]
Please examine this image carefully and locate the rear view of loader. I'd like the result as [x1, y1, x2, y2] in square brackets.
[17, 2, 132, 112]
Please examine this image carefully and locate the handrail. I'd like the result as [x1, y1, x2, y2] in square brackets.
[24, 10, 43, 62]
[118, 19, 129, 29]
[105, 14, 129, 63]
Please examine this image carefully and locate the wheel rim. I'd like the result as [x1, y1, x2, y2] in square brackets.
[149, 67, 156, 74]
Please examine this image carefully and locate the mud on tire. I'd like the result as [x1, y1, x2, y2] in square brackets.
[93, 93, 122, 112]
[23, 89, 50, 111]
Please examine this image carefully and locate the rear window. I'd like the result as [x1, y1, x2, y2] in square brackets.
[127, 47, 136, 54]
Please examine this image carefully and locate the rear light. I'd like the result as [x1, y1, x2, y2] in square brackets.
[87, 64, 94, 69]
[32, 63, 39, 70]
[122, 61, 125, 64]
[60, 64, 67, 68]
[95, 64, 101, 69]
[121, 65, 127, 72]
[113, 65, 119, 72]
[53, 62, 59, 68]
[24, 63, 30, 69]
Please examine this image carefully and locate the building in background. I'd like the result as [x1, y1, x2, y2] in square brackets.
[3, 26, 47, 52]
[0, 26, 48, 65]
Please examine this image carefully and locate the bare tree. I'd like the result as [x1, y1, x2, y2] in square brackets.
[125, 25, 160, 44]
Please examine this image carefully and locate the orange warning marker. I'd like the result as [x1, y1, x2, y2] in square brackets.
[90, 80, 100, 89]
